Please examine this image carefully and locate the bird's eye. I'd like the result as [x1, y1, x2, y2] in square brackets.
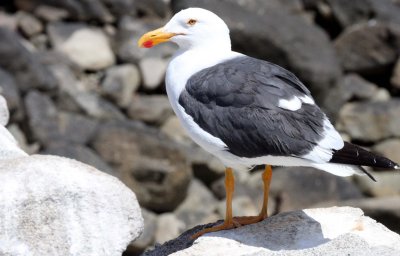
[187, 19, 197, 26]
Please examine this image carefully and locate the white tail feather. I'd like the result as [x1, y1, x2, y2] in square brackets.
[311, 162, 365, 177]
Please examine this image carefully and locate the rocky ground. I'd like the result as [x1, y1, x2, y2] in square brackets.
[0, 0, 400, 255]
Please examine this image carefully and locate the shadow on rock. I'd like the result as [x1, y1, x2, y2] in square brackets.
[142, 210, 328, 255]
[142, 207, 400, 256]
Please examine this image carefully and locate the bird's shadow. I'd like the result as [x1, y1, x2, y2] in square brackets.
[142, 210, 330, 256]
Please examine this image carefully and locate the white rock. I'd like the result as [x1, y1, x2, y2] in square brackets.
[139, 58, 168, 90]
[155, 213, 186, 244]
[0, 96, 27, 160]
[48, 23, 115, 70]
[0, 95, 9, 126]
[102, 64, 141, 108]
[0, 155, 143, 256]
[165, 207, 400, 256]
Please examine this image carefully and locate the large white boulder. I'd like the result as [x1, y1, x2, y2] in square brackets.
[0, 155, 143, 256]
[0, 95, 143, 255]
[146, 207, 400, 256]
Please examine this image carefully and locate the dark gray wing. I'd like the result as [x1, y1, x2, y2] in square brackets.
[178, 56, 326, 158]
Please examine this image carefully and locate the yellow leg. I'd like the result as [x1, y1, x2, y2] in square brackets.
[260, 164, 272, 218]
[233, 165, 272, 225]
[191, 167, 238, 239]
[191, 165, 273, 239]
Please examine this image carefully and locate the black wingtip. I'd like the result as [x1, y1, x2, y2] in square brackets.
[330, 142, 400, 170]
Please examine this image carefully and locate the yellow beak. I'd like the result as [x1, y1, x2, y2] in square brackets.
[137, 27, 176, 48]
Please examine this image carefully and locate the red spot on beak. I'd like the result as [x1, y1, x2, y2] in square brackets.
[143, 40, 153, 48]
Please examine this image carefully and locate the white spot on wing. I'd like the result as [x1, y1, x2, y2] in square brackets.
[278, 97, 302, 111]
[300, 95, 315, 105]
[278, 95, 314, 111]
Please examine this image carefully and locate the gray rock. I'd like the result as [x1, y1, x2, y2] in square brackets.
[334, 22, 400, 74]
[17, 11, 43, 37]
[48, 22, 115, 70]
[41, 142, 115, 176]
[228, 0, 304, 15]
[46, 61, 84, 111]
[354, 170, 400, 197]
[25, 91, 99, 145]
[139, 57, 168, 90]
[0, 154, 143, 256]
[0, 28, 57, 91]
[144, 207, 400, 256]
[267, 167, 364, 212]
[175, 179, 219, 228]
[340, 74, 380, 100]
[30, 34, 49, 51]
[391, 58, 400, 89]
[373, 139, 400, 165]
[101, 64, 141, 108]
[323, 74, 380, 118]
[337, 100, 400, 142]
[24, 90, 59, 144]
[46, 61, 118, 117]
[171, 0, 342, 101]
[327, 0, 400, 28]
[0, 68, 21, 113]
[101, 0, 137, 17]
[19, 0, 114, 23]
[57, 111, 99, 143]
[116, 16, 177, 64]
[127, 94, 173, 124]
[92, 120, 192, 212]
[136, 0, 171, 18]
[73, 92, 125, 120]
[128, 208, 158, 254]
[34, 5, 69, 22]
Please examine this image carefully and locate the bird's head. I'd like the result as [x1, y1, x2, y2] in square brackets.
[138, 8, 231, 51]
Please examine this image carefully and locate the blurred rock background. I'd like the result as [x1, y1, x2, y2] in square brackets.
[0, 0, 399, 255]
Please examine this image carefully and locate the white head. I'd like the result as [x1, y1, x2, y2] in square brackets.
[138, 8, 231, 51]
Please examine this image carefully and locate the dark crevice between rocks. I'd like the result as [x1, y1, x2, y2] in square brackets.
[301, 0, 342, 40]
[192, 163, 223, 187]
[0, 0, 17, 13]
[313, 8, 342, 40]
[359, 63, 396, 93]
[141, 220, 224, 256]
